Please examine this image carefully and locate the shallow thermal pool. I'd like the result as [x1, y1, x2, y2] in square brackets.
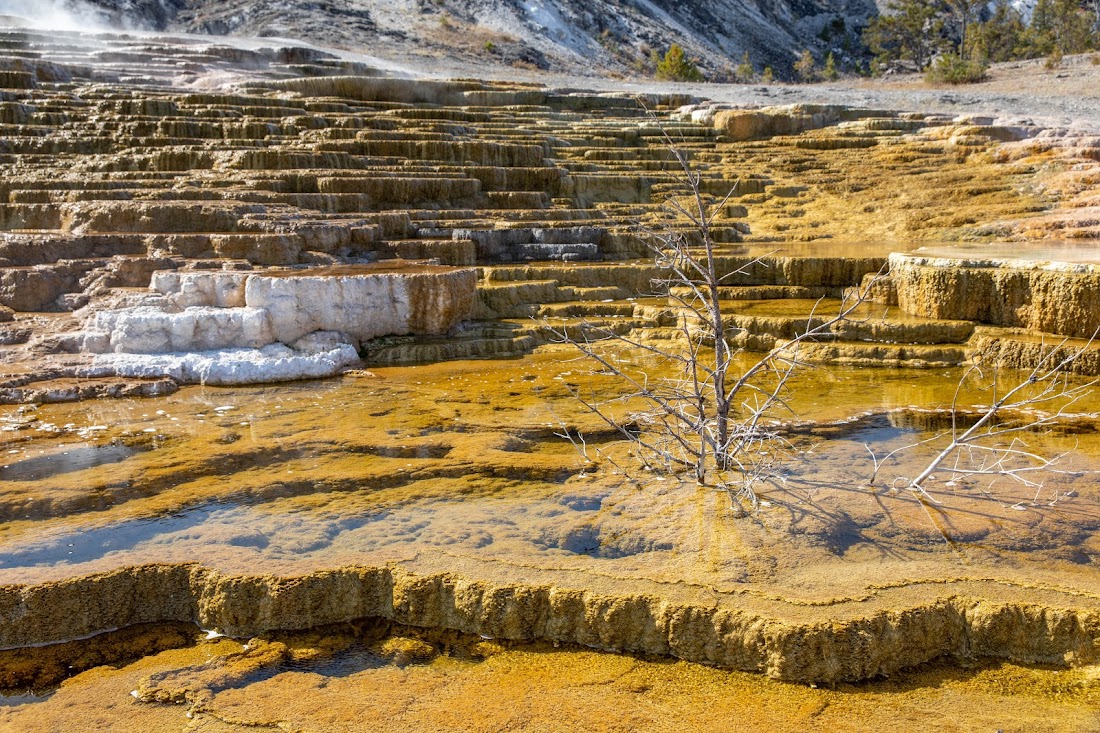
[1, 344, 1099, 599]
[913, 240, 1100, 266]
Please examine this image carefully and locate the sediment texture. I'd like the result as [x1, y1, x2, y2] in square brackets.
[891, 253, 1100, 339]
[3, 563, 1098, 684]
[2, 24, 1099, 394]
[3, 356, 1098, 685]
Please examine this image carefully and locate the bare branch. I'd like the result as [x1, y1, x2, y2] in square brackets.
[867, 332, 1098, 508]
[552, 115, 883, 514]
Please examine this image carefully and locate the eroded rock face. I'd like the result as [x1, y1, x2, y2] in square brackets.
[245, 267, 478, 345]
[2, 563, 1098, 686]
[1, 22, 1097, 391]
[890, 252, 1100, 339]
[0, 261, 101, 311]
[69, 0, 879, 81]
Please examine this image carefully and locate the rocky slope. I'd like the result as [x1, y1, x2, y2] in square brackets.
[18, 0, 877, 78]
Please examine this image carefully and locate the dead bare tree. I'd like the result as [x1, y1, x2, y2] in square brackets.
[866, 335, 1098, 508]
[548, 138, 882, 516]
[549, 120, 1096, 526]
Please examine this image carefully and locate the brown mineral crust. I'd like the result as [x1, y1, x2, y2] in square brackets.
[0, 22, 1099, 715]
[405, 268, 480, 335]
[891, 254, 1100, 339]
[712, 105, 893, 142]
[0, 376, 179, 404]
[3, 633, 1096, 733]
[0, 621, 197, 691]
[2, 563, 1099, 684]
[969, 329, 1100, 375]
[1, 28, 1099, 388]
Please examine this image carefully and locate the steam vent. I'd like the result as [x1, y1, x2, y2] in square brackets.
[2, 16, 1100, 733]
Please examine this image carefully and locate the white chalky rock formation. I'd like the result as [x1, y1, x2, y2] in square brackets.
[95, 341, 362, 386]
[245, 274, 412, 345]
[90, 306, 275, 354]
[152, 271, 250, 309]
[80, 265, 478, 385]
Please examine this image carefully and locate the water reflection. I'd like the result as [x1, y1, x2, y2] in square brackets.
[0, 503, 385, 569]
[0, 347, 1096, 591]
[1, 443, 140, 482]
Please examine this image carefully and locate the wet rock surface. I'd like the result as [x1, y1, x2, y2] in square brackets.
[1, 351, 1099, 691]
[891, 251, 1100, 339]
[5, 622, 1098, 732]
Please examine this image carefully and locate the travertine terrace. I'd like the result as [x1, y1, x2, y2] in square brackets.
[0, 27, 1098, 400]
[1, 20, 1100, 730]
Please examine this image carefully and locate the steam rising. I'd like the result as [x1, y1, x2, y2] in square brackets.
[0, 0, 147, 32]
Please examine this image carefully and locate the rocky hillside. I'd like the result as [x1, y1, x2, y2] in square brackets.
[12, 0, 878, 78]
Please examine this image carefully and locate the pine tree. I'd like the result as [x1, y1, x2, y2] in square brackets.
[944, 0, 988, 58]
[793, 49, 816, 82]
[972, 1, 1027, 63]
[655, 44, 704, 82]
[863, 0, 944, 71]
[734, 50, 754, 83]
[1028, 0, 1093, 56]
